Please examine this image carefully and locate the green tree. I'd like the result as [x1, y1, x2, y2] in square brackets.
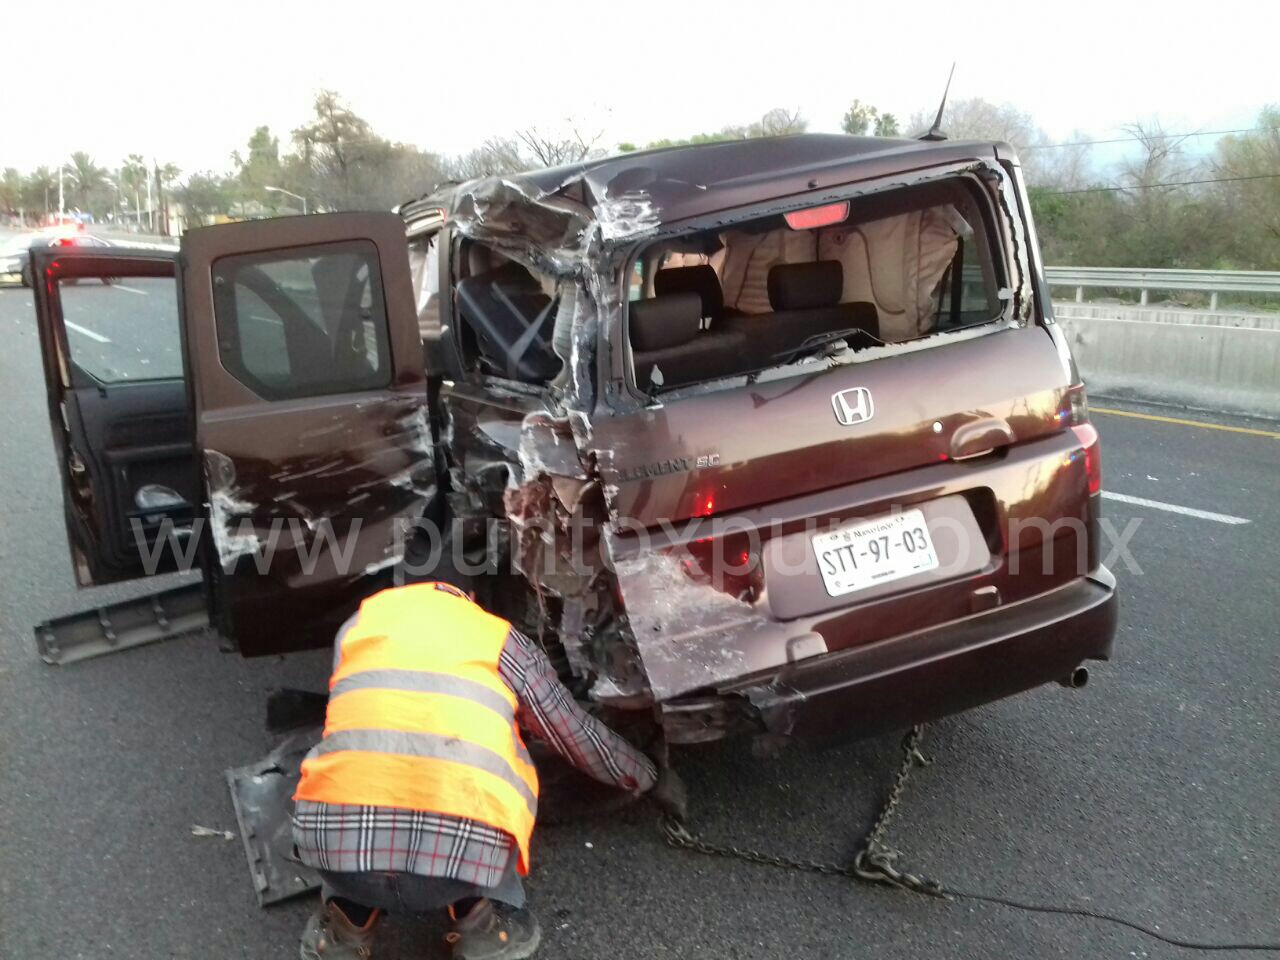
[152, 162, 181, 234]
[1210, 106, 1280, 269]
[292, 89, 376, 209]
[0, 168, 23, 215]
[635, 108, 805, 152]
[234, 125, 284, 209]
[874, 113, 900, 137]
[120, 154, 148, 226]
[67, 151, 105, 212]
[841, 100, 878, 136]
[175, 172, 233, 227]
[22, 167, 55, 219]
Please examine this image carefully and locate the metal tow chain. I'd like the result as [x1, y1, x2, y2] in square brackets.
[662, 724, 949, 898]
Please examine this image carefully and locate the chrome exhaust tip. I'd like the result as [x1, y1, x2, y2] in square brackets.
[1058, 666, 1090, 689]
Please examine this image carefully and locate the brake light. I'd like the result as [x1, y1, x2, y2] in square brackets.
[784, 201, 849, 231]
[1071, 423, 1102, 495]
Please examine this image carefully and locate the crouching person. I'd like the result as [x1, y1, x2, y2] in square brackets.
[293, 580, 684, 959]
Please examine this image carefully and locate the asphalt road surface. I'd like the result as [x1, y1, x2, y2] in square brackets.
[0, 259, 1276, 959]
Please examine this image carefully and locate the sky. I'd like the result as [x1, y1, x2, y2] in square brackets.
[3, 0, 1275, 177]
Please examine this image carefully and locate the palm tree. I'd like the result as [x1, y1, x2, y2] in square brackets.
[23, 167, 56, 219]
[68, 151, 105, 211]
[0, 168, 22, 215]
[120, 154, 149, 226]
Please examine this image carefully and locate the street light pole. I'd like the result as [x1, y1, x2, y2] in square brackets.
[264, 185, 308, 215]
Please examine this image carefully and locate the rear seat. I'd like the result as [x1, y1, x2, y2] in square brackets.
[654, 264, 740, 328]
[724, 260, 880, 362]
[629, 291, 747, 390]
[632, 263, 881, 389]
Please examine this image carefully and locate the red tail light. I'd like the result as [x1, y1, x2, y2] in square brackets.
[1071, 423, 1102, 495]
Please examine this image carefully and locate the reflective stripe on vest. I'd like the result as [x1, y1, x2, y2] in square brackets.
[293, 583, 540, 874]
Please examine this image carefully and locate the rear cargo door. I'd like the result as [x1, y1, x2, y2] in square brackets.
[179, 213, 433, 656]
[31, 246, 197, 586]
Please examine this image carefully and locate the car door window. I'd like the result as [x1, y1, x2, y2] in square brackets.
[231, 283, 292, 385]
[211, 241, 392, 400]
[57, 276, 183, 383]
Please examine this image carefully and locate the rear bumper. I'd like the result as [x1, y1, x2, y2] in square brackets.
[660, 566, 1117, 744]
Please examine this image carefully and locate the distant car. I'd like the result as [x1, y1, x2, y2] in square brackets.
[0, 235, 34, 286]
[0, 232, 114, 287]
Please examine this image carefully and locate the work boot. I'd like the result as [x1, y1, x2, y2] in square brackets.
[446, 899, 542, 960]
[300, 899, 380, 959]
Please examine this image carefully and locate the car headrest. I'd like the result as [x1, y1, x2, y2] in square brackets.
[629, 293, 702, 352]
[768, 260, 844, 311]
[654, 265, 724, 322]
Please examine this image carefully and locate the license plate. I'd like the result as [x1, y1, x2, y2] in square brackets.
[812, 508, 939, 598]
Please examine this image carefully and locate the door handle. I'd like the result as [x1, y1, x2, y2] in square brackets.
[949, 418, 1015, 461]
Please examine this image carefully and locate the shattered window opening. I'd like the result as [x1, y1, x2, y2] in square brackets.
[452, 240, 565, 387]
[620, 173, 1013, 397]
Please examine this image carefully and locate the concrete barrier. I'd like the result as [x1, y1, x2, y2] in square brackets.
[1055, 303, 1280, 330]
[1053, 306, 1280, 419]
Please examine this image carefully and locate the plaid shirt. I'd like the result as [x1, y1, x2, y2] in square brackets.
[293, 616, 657, 885]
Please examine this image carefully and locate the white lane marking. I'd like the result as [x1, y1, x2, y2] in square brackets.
[1102, 491, 1250, 525]
[112, 284, 148, 295]
[65, 321, 111, 344]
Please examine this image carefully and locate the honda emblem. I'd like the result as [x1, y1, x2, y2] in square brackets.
[831, 387, 874, 426]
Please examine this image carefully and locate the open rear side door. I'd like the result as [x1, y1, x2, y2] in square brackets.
[179, 213, 433, 656]
[31, 247, 198, 586]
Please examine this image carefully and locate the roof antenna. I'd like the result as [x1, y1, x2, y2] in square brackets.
[919, 63, 955, 142]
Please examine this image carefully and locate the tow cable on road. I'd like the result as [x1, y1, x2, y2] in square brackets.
[661, 725, 1280, 953]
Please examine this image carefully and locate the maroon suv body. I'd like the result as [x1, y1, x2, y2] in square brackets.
[31, 134, 1116, 744]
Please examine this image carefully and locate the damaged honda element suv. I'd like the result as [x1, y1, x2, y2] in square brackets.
[32, 134, 1116, 744]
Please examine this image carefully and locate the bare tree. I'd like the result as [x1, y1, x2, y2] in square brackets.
[1037, 130, 1094, 192]
[1118, 121, 1193, 188]
[908, 97, 1051, 181]
[516, 125, 603, 168]
[749, 107, 807, 138]
[447, 137, 528, 180]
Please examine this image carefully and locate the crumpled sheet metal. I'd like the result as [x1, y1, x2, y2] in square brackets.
[202, 396, 435, 577]
[428, 156, 1034, 709]
[603, 543, 831, 703]
[434, 163, 663, 420]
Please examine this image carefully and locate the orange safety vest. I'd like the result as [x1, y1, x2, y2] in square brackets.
[293, 583, 540, 874]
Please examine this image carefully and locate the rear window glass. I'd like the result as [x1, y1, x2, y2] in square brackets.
[211, 241, 392, 400]
[58, 276, 183, 383]
[628, 178, 1005, 394]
